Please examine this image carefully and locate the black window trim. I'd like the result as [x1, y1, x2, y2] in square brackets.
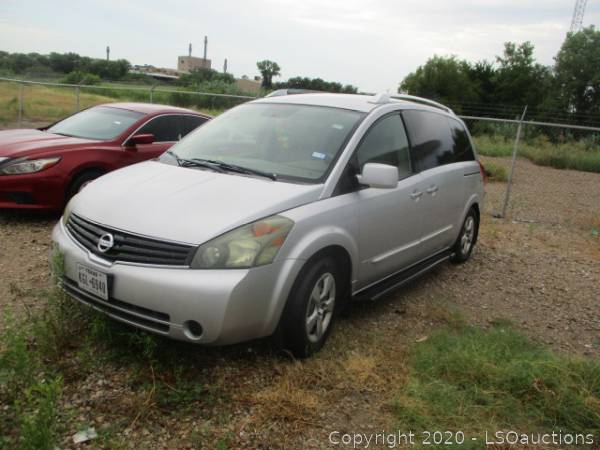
[122, 113, 207, 147]
[333, 111, 416, 196]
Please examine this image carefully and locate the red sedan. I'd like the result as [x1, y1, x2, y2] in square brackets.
[0, 103, 210, 211]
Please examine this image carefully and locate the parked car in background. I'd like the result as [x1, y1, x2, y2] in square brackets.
[52, 92, 485, 357]
[0, 103, 210, 211]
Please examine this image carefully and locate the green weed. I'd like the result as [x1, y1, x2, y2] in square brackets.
[394, 324, 600, 438]
[482, 161, 508, 182]
[16, 378, 62, 450]
[474, 134, 600, 173]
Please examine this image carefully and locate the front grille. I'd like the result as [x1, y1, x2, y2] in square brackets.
[66, 214, 195, 266]
[61, 277, 170, 334]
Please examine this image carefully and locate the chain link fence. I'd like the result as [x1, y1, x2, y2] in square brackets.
[0, 77, 256, 128]
[460, 113, 600, 229]
[1, 77, 599, 229]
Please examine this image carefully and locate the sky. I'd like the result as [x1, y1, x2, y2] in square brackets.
[1, 0, 599, 93]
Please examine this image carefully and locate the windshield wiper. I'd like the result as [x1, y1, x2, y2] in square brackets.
[202, 159, 277, 181]
[165, 150, 183, 166]
[180, 157, 227, 173]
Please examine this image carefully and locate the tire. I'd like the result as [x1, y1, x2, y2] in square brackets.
[450, 208, 479, 264]
[66, 170, 103, 201]
[280, 256, 342, 358]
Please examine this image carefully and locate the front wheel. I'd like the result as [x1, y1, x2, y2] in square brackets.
[280, 257, 341, 358]
[450, 208, 479, 263]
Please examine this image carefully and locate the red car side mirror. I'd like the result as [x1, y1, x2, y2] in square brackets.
[128, 133, 155, 147]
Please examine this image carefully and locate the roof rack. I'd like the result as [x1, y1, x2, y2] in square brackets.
[265, 88, 322, 98]
[390, 94, 454, 114]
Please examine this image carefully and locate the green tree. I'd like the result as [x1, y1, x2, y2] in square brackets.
[256, 60, 281, 88]
[177, 67, 234, 87]
[493, 42, 551, 109]
[466, 60, 496, 104]
[399, 55, 479, 107]
[275, 76, 358, 93]
[554, 26, 600, 117]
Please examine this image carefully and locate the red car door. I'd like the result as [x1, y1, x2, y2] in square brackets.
[125, 114, 182, 163]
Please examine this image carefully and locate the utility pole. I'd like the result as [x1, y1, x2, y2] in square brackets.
[570, 0, 587, 33]
[106, 46, 110, 61]
[203, 36, 208, 60]
[188, 42, 192, 57]
[223, 58, 228, 73]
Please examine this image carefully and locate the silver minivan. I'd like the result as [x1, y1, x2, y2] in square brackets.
[52, 92, 485, 357]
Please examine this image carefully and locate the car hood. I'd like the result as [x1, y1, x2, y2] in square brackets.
[0, 129, 96, 159]
[70, 161, 324, 245]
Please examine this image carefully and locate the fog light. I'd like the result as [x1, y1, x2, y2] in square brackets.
[183, 320, 203, 340]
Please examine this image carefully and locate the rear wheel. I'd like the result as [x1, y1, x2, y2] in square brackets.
[450, 208, 479, 263]
[280, 256, 341, 358]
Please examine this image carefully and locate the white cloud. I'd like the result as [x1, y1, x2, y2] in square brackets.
[1, 0, 598, 92]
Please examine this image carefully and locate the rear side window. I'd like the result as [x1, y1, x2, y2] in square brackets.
[355, 114, 411, 179]
[448, 118, 475, 162]
[402, 110, 456, 171]
[135, 115, 180, 142]
[180, 115, 208, 137]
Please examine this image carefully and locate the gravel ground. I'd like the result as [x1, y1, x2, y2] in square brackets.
[0, 157, 599, 447]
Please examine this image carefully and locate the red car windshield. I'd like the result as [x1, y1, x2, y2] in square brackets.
[47, 106, 144, 140]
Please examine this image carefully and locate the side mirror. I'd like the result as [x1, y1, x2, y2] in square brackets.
[127, 133, 155, 147]
[357, 163, 399, 189]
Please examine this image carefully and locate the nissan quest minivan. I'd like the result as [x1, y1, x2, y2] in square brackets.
[52, 92, 485, 357]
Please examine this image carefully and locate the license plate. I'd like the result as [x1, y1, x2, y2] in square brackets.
[76, 263, 109, 300]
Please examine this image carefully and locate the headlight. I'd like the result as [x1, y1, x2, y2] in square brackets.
[191, 215, 294, 269]
[0, 157, 61, 175]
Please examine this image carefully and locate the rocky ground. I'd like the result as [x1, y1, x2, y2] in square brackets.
[0, 156, 599, 448]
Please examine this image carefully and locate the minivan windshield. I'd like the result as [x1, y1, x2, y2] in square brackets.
[47, 106, 144, 140]
[165, 103, 365, 182]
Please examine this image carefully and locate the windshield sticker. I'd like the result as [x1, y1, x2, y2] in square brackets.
[332, 124, 344, 130]
[113, 121, 122, 125]
[312, 152, 327, 160]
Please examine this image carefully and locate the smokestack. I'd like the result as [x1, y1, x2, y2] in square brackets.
[203, 36, 208, 60]
[106, 46, 110, 61]
[189, 43, 192, 57]
[223, 58, 228, 73]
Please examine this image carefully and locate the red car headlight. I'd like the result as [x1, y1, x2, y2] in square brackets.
[0, 157, 61, 175]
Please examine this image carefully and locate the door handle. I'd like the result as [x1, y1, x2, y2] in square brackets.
[426, 185, 439, 194]
[410, 190, 423, 200]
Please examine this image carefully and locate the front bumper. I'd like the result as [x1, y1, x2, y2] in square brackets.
[51, 221, 303, 345]
[0, 171, 65, 210]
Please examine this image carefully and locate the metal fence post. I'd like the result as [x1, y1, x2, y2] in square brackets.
[17, 82, 24, 126]
[500, 105, 528, 218]
[149, 83, 158, 103]
[75, 84, 81, 112]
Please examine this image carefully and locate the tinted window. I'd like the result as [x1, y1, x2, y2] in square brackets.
[181, 115, 208, 136]
[356, 114, 411, 179]
[402, 110, 455, 171]
[47, 106, 143, 140]
[136, 115, 180, 142]
[448, 118, 475, 162]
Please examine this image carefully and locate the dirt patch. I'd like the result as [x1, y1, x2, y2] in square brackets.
[481, 155, 600, 228]
[1, 157, 599, 447]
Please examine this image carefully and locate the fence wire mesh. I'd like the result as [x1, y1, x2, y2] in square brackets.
[1, 77, 599, 230]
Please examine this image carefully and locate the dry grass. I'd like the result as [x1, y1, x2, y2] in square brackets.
[0, 81, 223, 127]
[0, 82, 115, 125]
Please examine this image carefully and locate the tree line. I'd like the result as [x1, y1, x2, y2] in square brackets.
[0, 51, 130, 83]
[399, 26, 600, 124]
